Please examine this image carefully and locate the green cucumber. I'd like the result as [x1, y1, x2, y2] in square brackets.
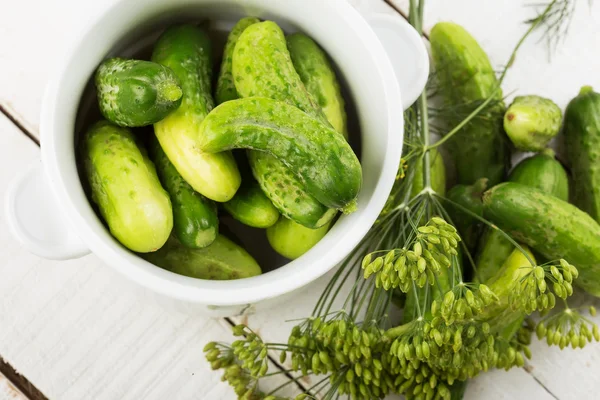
[446, 178, 487, 253]
[223, 184, 279, 228]
[430, 22, 508, 186]
[152, 24, 240, 202]
[142, 235, 261, 280]
[95, 58, 182, 127]
[475, 151, 569, 282]
[148, 135, 218, 248]
[81, 121, 173, 253]
[232, 20, 337, 226]
[215, 17, 260, 104]
[198, 97, 362, 211]
[410, 148, 446, 197]
[266, 218, 332, 260]
[504, 95, 562, 152]
[286, 33, 347, 137]
[483, 182, 600, 296]
[564, 86, 600, 223]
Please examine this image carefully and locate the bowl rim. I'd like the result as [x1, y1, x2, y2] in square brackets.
[40, 0, 404, 306]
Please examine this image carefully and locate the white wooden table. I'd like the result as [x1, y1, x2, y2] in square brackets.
[1, 0, 599, 399]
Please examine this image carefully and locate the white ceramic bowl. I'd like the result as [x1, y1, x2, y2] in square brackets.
[5, 0, 428, 316]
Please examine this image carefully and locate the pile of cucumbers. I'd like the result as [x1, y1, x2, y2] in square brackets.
[431, 22, 600, 297]
[80, 19, 361, 280]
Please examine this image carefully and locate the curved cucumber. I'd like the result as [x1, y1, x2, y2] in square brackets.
[198, 97, 362, 211]
[223, 183, 279, 228]
[430, 22, 508, 185]
[267, 218, 332, 260]
[215, 17, 260, 104]
[143, 235, 261, 280]
[564, 86, 600, 223]
[152, 24, 240, 202]
[287, 33, 347, 137]
[95, 58, 182, 127]
[232, 21, 337, 225]
[476, 151, 569, 282]
[504, 95, 562, 152]
[148, 135, 218, 248]
[483, 182, 600, 296]
[82, 121, 173, 253]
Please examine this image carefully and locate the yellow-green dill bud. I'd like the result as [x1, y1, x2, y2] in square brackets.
[362, 254, 372, 269]
[414, 241, 423, 257]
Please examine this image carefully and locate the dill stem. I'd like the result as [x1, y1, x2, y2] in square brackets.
[427, 91, 499, 150]
[385, 321, 413, 339]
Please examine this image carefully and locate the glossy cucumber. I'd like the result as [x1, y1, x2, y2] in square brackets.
[475, 151, 569, 282]
[564, 86, 600, 223]
[483, 182, 600, 296]
[223, 183, 279, 228]
[215, 17, 260, 104]
[504, 95, 562, 152]
[81, 121, 173, 253]
[446, 178, 487, 253]
[143, 235, 261, 280]
[232, 21, 338, 225]
[148, 135, 218, 249]
[152, 24, 240, 202]
[430, 22, 508, 186]
[95, 58, 182, 127]
[198, 97, 362, 211]
[266, 218, 332, 260]
[287, 33, 347, 137]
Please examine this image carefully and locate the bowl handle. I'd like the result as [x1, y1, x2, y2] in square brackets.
[365, 12, 429, 110]
[5, 159, 90, 260]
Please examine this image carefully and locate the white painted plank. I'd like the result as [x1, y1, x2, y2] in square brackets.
[0, 373, 27, 400]
[0, 114, 296, 400]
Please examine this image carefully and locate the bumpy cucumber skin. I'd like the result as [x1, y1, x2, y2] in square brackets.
[286, 33, 347, 137]
[95, 58, 182, 127]
[267, 218, 332, 260]
[223, 183, 280, 228]
[248, 150, 335, 228]
[476, 152, 569, 282]
[504, 96, 562, 152]
[152, 25, 240, 202]
[483, 182, 600, 296]
[410, 149, 446, 197]
[148, 136, 218, 248]
[82, 121, 173, 253]
[143, 235, 261, 280]
[232, 21, 338, 225]
[447, 178, 487, 254]
[198, 97, 362, 210]
[430, 22, 508, 186]
[215, 17, 260, 104]
[564, 86, 600, 223]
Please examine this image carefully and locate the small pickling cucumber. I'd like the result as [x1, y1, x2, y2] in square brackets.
[504, 95, 562, 152]
[148, 135, 218, 248]
[266, 218, 332, 260]
[564, 86, 600, 223]
[430, 22, 508, 186]
[475, 151, 569, 282]
[198, 97, 362, 211]
[142, 235, 261, 280]
[152, 24, 240, 202]
[248, 150, 336, 228]
[223, 183, 279, 228]
[233, 20, 336, 226]
[410, 148, 446, 197]
[95, 58, 183, 127]
[81, 121, 173, 253]
[483, 182, 600, 296]
[215, 17, 260, 104]
[287, 33, 347, 137]
[446, 178, 487, 253]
